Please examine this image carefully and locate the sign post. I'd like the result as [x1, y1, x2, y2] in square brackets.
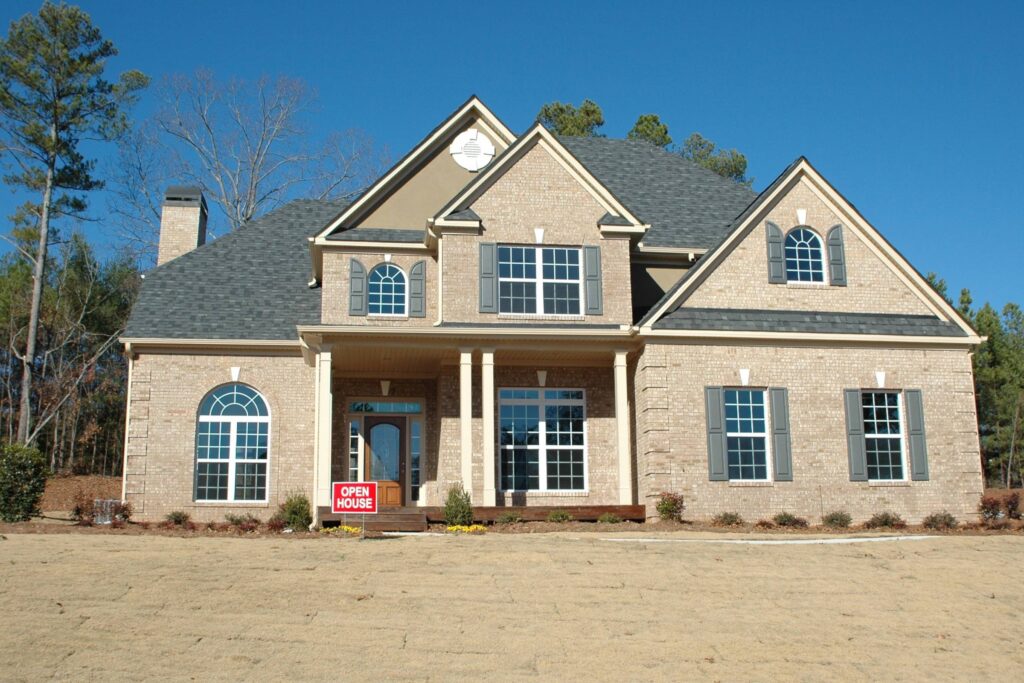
[332, 482, 378, 538]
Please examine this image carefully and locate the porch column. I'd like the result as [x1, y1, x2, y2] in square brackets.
[313, 345, 333, 520]
[459, 348, 474, 495]
[614, 350, 633, 504]
[481, 349, 496, 506]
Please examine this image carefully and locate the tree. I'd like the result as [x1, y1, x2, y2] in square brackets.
[0, 1, 147, 444]
[536, 99, 605, 137]
[628, 114, 672, 148]
[678, 132, 750, 185]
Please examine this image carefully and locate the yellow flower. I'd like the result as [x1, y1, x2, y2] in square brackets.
[446, 524, 487, 534]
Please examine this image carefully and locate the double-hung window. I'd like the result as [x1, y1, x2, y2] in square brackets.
[195, 384, 270, 502]
[861, 391, 905, 480]
[724, 389, 770, 481]
[499, 388, 586, 491]
[497, 246, 582, 315]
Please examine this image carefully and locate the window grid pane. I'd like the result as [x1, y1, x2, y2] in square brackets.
[862, 392, 904, 480]
[410, 420, 422, 502]
[368, 263, 407, 315]
[349, 422, 360, 482]
[497, 246, 582, 315]
[724, 389, 769, 481]
[499, 389, 585, 491]
[196, 383, 270, 502]
[784, 228, 825, 282]
[196, 462, 228, 500]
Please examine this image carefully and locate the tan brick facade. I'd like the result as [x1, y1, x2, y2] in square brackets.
[156, 203, 207, 267]
[321, 250, 438, 326]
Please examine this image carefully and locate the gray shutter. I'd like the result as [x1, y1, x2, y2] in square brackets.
[766, 222, 785, 283]
[479, 243, 497, 313]
[769, 388, 793, 481]
[905, 389, 929, 481]
[349, 259, 367, 316]
[844, 389, 868, 481]
[409, 260, 426, 318]
[583, 245, 603, 315]
[705, 386, 728, 481]
[827, 225, 847, 286]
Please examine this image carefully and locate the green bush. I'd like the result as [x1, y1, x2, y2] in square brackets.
[546, 509, 573, 523]
[0, 443, 48, 522]
[597, 512, 622, 524]
[922, 511, 958, 530]
[864, 511, 906, 529]
[712, 512, 743, 527]
[225, 512, 260, 532]
[276, 492, 312, 530]
[655, 492, 685, 522]
[166, 510, 191, 526]
[772, 511, 809, 528]
[443, 484, 473, 526]
[495, 512, 523, 525]
[821, 510, 852, 529]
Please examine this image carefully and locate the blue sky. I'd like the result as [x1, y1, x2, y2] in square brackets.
[2, 0, 1022, 309]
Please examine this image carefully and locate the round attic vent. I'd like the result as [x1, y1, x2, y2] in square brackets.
[449, 128, 495, 172]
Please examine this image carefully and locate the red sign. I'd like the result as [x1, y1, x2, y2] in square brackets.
[332, 482, 378, 514]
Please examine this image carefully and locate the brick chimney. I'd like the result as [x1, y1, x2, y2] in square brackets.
[157, 186, 208, 266]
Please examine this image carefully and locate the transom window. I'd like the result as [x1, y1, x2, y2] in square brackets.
[498, 246, 582, 315]
[499, 388, 586, 491]
[368, 263, 406, 315]
[195, 384, 270, 502]
[724, 389, 770, 481]
[784, 228, 825, 282]
[861, 391, 905, 481]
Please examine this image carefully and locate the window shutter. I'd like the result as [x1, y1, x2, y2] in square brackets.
[766, 222, 785, 283]
[769, 388, 793, 481]
[827, 225, 847, 286]
[479, 243, 497, 313]
[844, 389, 868, 481]
[583, 245, 603, 315]
[349, 258, 367, 316]
[705, 386, 728, 481]
[409, 260, 426, 318]
[905, 389, 929, 481]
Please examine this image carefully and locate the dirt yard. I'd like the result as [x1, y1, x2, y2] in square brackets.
[0, 532, 1021, 681]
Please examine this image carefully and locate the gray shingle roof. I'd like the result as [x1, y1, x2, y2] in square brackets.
[445, 208, 481, 222]
[652, 308, 967, 337]
[559, 137, 757, 249]
[125, 199, 348, 341]
[326, 228, 425, 243]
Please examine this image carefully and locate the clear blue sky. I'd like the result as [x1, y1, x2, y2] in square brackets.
[2, 0, 1022, 310]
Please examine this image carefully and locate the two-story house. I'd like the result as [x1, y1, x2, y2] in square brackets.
[122, 96, 984, 526]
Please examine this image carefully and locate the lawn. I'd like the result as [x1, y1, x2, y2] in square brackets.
[1, 531, 1021, 681]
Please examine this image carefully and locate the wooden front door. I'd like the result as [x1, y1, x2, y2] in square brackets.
[364, 417, 405, 507]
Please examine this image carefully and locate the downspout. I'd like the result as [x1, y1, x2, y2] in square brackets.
[120, 343, 134, 501]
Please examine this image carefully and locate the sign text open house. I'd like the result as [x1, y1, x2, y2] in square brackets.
[332, 482, 378, 514]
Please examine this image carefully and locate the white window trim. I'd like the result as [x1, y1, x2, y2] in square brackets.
[724, 388, 773, 483]
[497, 387, 588, 493]
[783, 227, 827, 285]
[348, 421, 362, 483]
[862, 390, 908, 483]
[195, 393, 271, 504]
[367, 262, 408, 317]
[497, 245, 585, 316]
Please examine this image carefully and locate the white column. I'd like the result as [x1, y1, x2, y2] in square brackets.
[614, 350, 633, 505]
[313, 345, 333, 521]
[481, 349, 496, 506]
[459, 348, 474, 495]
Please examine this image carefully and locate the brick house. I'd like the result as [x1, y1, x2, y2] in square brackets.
[122, 96, 984, 526]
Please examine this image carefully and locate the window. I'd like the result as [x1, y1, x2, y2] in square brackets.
[368, 263, 406, 315]
[497, 246, 582, 315]
[348, 422, 361, 482]
[498, 388, 586, 491]
[195, 384, 270, 502]
[349, 400, 422, 414]
[724, 389, 770, 481]
[410, 420, 422, 501]
[861, 391, 905, 480]
[784, 228, 824, 283]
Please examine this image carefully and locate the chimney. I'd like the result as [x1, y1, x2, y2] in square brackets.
[157, 186, 208, 266]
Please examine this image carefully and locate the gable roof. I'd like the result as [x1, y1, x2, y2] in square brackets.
[125, 199, 347, 341]
[559, 137, 756, 249]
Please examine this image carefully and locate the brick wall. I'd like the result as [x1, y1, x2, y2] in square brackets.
[321, 250, 438, 326]
[156, 204, 206, 266]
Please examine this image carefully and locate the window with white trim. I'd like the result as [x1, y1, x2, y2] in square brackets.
[410, 419, 422, 501]
[861, 391, 905, 480]
[348, 422, 361, 481]
[784, 228, 825, 282]
[497, 246, 582, 315]
[195, 384, 270, 501]
[498, 388, 586, 491]
[368, 263, 407, 315]
[724, 389, 770, 481]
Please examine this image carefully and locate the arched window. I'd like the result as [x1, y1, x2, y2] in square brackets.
[784, 228, 825, 282]
[368, 263, 407, 315]
[195, 384, 270, 502]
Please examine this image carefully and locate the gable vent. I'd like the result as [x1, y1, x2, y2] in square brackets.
[450, 129, 495, 171]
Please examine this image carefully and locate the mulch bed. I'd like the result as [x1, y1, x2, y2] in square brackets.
[39, 475, 121, 512]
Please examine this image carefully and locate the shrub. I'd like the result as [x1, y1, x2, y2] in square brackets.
[72, 493, 96, 526]
[754, 519, 775, 530]
[0, 443, 48, 522]
[712, 512, 743, 527]
[166, 510, 191, 527]
[822, 510, 852, 529]
[1003, 492, 1020, 520]
[225, 512, 260, 532]
[655, 492, 685, 522]
[112, 501, 132, 523]
[495, 512, 523, 525]
[277, 492, 312, 530]
[864, 512, 906, 529]
[266, 516, 286, 533]
[547, 510, 573, 523]
[922, 511, 958, 530]
[772, 511, 809, 528]
[978, 496, 1002, 521]
[443, 484, 473, 527]
[597, 512, 622, 524]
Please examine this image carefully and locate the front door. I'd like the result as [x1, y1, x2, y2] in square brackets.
[364, 417, 405, 507]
